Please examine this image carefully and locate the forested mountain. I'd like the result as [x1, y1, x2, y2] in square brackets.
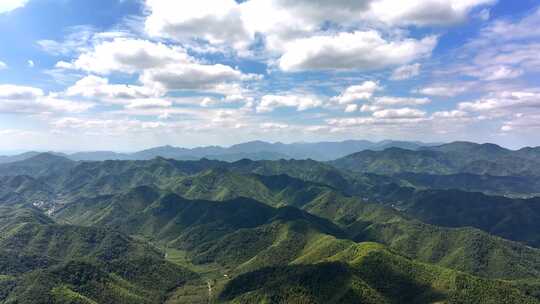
[332, 142, 540, 176]
[1, 142, 540, 303]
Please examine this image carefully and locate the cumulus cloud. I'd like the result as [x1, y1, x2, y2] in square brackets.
[432, 110, 469, 119]
[360, 104, 382, 112]
[443, 8, 540, 84]
[372, 108, 426, 119]
[0, 0, 29, 14]
[145, 0, 251, 51]
[331, 81, 380, 104]
[327, 116, 427, 127]
[124, 98, 172, 109]
[366, 0, 495, 26]
[418, 84, 470, 97]
[0, 85, 93, 114]
[278, 31, 437, 71]
[479, 7, 540, 41]
[0, 61, 7, 69]
[501, 113, 540, 132]
[373, 96, 430, 106]
[260, 122, 289, 130]
[65, 75, 162, 101]
[391, 63, 421, 80]
[0, 85, 44, 100]
[345, 104, 358, 113]
[53, 117, 167, 134]
[56, 38, 260, 97]
[458, 65, 524, 81]
[256, 94, 323, 113]
[458, 91, 540, 114]
[56, 38, 191, 75]
[140, 63, 259, 92]
[200, 97, 217, 107]
[143, 0, 491, 56]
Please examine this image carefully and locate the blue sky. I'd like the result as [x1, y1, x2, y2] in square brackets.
[1, 0, 540, 151]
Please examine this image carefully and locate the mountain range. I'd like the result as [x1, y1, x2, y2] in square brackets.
[1, 141, 540, 303]
[0, 139, 441, 163]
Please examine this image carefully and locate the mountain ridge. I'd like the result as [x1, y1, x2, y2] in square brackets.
[0, 139, 442, 163]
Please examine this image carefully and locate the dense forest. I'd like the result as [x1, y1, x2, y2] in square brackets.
[1, 141, 540, 303]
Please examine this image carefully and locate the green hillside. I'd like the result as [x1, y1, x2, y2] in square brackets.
[394, 189, 540, 247]
[1, 154, 540, 303]
[394, 172, 540, 197]
[331, 142, 540, 176]
[0, 206, 198, 304]
[221, 244, 539, 304]
[53, 192, 540, 303]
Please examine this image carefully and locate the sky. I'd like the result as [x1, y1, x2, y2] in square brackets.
[1, 0, 540, 152]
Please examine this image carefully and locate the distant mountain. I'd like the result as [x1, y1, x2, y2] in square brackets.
[68, 150, 131, 161]
[0, 153, 76, 177]
[331, 141, 540, 176]
[0, 152, 41, 164]
[0, 140, 441, 163]
[394, 172, 540, 197]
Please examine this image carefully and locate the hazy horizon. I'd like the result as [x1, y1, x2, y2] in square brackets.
[2, 138, 540, 156]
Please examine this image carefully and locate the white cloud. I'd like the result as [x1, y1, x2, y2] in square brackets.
[260, 122, 289, 130]
[344, 104, 358, 113]
[373, 96, 430, 106]
[391, 63, 421, 80]
[360, 104, 382, 112]
[143, 0, 491, 57]
[256, 94, 323, 113]
[327, 116, 427, 127]
[140, 63, 259, 93]
[65, 75, 162, 101]
[458, 91, 540, 114]
[0, 61, 7, 69]
[366, 0, 495, 26]
[0, 0, 28, 14]
[0, 85, 44, 100]
[145, 0, 251, 52]
[466, 65, 524, 81]
[27, 60, 34, 68]
[200, 97, 217, 107]
[372, 108, 426, 119]
[0, 85, 93, 114]
[479, 7, 540, 41]
[446, 8, 540, 84]
[501, 113, 540, 132]
[432, 110, 469, 119]
[56, 38, 191, 75]
[53, 117, 167, 134]
[278, 31, 437, 71]
[56, 38, 260, 96]
[418, 84, 470, 97]
[331, 81, 380, 104]
[124, 98, 172, 109]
